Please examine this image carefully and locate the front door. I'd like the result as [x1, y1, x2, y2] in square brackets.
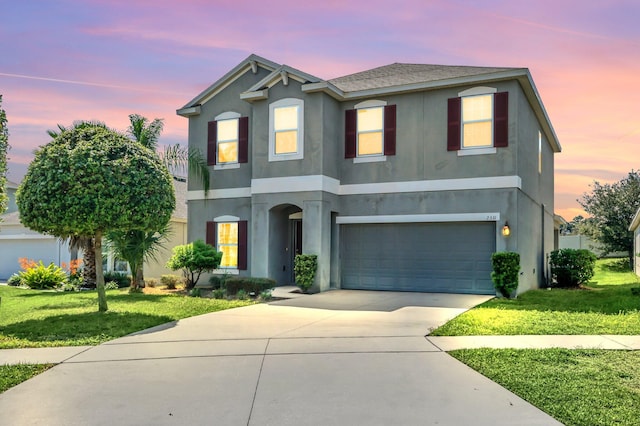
[290, 219, 303, 283]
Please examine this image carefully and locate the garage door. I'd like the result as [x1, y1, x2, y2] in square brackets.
[340, 222, 495, 294]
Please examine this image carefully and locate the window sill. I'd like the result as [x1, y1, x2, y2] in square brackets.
[457, 147, 497, 157]
[353, 155, 387, 164]
[268, 153, 303, 162]
[214, 163, 240, 170]
[211, 269, 239, 275]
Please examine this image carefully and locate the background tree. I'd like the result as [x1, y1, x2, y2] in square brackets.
[17, 124, 175, 311]
[559, 215, 585, 235]
[0, 95, 9, 221]
[578, 171, 640, 268]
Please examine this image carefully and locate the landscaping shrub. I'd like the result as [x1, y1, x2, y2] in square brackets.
[160, 274, 181, 290]
[7, 274, 22, 287]
[103, 271, 130, 288]
[166, 240, 222, 289]
[236, 289, 248, 300]
[549, 249, 597, 287]
[105, 281, 120, 290]
[212, 288, 226, 299]
[260, 290, 273, 301]
[294, 254, 317, 293]
[145, 278, 158, 288]
[19, 261, 67, 289]
[491, 252, 520, 298]
[209, 273, 231, 289]
[224, 277, 276, 295]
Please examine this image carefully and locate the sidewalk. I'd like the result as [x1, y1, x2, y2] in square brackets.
[2, 334, 639, 366]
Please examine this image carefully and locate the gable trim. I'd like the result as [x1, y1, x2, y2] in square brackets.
[177, 54, 280, 116]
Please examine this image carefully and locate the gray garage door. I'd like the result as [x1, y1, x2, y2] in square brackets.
[340, 222, 496, 294]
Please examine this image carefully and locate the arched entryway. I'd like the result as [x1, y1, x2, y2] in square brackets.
[269, 204, 302, 285]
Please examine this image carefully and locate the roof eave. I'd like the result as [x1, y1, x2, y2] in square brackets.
[301, 81, 344, 100]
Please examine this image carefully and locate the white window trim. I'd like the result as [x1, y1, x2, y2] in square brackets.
[353, 99, 387, 163]
[538, 131, 542, 174]
[269, 98, 304, 162]
[458, 86, 497, 151]
[214, 111, 241, 167]
[457, 147, 496, 157]
[354, 155, 388, 163]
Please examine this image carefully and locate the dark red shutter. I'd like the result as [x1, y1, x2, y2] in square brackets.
[493, 92, 509, 148]
[238, 116, 248, 163]
[207, 121, 217, 165]
[206, 221, 216, 247]
[447, 98, 461, 151]
[383, 104, 396, 156]
[345, 109, 356, 158]
[238, 220, 248, 270]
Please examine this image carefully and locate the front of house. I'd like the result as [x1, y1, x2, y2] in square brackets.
[178, 54, 561, 295]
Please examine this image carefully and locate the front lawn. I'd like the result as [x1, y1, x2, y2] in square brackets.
[0, 286, 254, 349]
[450, 348, 640, 426]
[432, 258, 640, 336]
[0, 364, 54, 393]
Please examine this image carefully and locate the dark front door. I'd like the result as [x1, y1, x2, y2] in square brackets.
[290, 219, 303, 283]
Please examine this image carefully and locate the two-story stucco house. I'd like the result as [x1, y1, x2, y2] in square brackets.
[177, 54, 561, 295]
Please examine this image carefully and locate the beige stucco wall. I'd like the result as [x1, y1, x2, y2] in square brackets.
[144, 219, 188, 280]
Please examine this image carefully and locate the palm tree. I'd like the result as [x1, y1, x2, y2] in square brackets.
[106, 222, 170, 290]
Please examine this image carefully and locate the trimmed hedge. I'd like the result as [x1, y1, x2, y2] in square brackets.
[491, 252, 520, 298]
[224, 277, 276, 295]
[549, 249, 596, 287]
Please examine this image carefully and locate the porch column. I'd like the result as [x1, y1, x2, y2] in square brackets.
[251, 202, 269, 278]
[302, 200, 331, 292]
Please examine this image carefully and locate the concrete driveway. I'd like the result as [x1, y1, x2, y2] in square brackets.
[0, 290, 562, 425]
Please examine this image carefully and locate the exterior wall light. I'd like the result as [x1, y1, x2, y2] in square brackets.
[502, 222, 511, 237]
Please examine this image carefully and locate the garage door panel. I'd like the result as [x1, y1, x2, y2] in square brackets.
[341, 222, 496, 294]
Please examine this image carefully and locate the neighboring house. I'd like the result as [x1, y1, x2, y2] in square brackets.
[104, 178, 188, 280]
[0, 180, 73, 280]
[630, 207, 640, 276]
[0, 179, 187, 282]
[178, 54, 561, 295]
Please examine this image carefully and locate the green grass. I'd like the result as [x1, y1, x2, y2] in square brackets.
[450, 349, 640, 426]
[432, 258, 640, 336]
[0, 364, 54, 393]
[0, 286, 254, 349]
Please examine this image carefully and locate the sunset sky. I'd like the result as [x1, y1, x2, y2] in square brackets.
[2, 0, 638, 220]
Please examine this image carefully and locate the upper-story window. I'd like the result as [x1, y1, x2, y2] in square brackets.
[345, 100, 396, 162]
[462, 94, 493, 148]
[447, 87, 508, 155]
[207, 112, 248, 168]
[269, 98, 304, 161]
[217, 118, 239, 163]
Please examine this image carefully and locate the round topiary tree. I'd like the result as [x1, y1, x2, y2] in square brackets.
[17, 124, 175, 311]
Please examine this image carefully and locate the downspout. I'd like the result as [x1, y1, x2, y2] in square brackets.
[541, 203, 546, 287]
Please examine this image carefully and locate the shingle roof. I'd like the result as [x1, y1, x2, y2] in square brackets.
[329, 63, 520, 93]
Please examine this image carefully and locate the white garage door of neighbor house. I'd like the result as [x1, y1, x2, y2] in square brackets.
[340, 222, 496, 294]
[0, 239, 66, 280]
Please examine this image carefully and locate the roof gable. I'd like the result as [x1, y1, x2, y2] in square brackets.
[177, 54, 280, 116]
